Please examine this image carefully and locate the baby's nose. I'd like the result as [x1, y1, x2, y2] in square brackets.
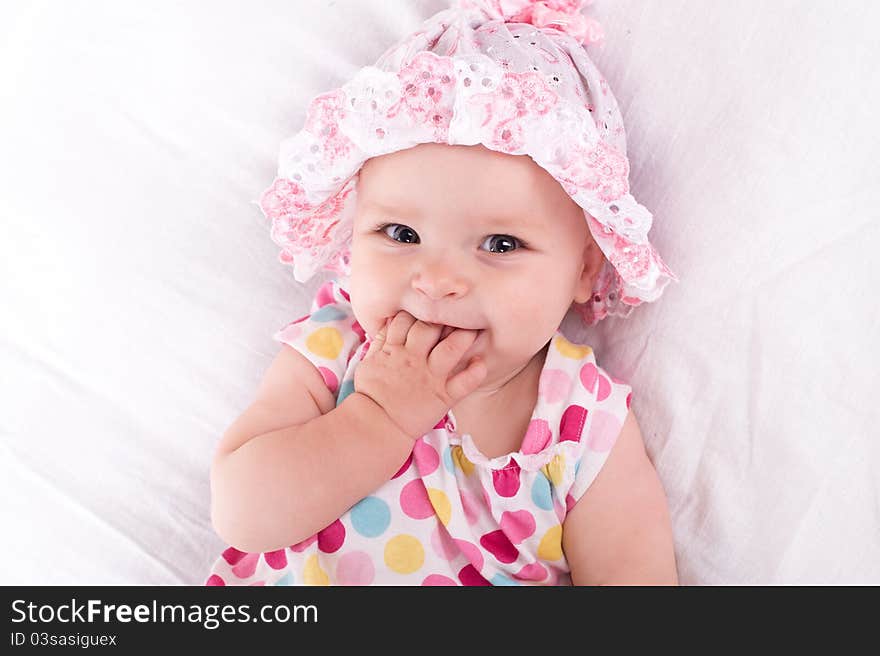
[411, 260, 468, 299]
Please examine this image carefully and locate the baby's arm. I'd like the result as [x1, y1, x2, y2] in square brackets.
[562, 410, 679, 585]
[210, 345, 413, 554]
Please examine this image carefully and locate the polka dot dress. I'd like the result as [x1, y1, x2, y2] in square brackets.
[206, 280, 633, 586]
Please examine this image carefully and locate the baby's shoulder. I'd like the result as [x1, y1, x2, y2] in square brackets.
[544, 332, 633, 408]
[272, 280, 366, 397]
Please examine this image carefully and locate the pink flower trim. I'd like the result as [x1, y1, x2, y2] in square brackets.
[553, 139, 629, 201]
[571, 212, 679, 324]
[303, 89, 355, 166]
[260, 175, 356, 273]
[391, 52, 457, 142]
[457, 0, 604, 46]
[470, 70, 559, 152]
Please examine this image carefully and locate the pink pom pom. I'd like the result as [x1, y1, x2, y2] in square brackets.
[456, 0, 604, 46]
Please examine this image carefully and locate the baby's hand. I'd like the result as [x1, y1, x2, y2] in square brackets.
[354, 310, 487, 440]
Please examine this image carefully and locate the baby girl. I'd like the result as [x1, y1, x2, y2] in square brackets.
[207, 0, 678, 586]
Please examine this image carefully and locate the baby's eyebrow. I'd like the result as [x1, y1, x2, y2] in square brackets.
[361, 198, 538, 229]
[361, 198, 423, 217]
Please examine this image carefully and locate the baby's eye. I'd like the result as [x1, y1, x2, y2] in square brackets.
[378, 223, 524, 253]
[380, 223, 420, 244]
[480, 234, 523, 254]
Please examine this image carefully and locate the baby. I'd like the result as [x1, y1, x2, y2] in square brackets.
[207, 0, 679, 586]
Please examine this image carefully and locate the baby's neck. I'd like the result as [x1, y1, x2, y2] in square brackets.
[448, 342, 549, 459]
[452, 342, 549, 420]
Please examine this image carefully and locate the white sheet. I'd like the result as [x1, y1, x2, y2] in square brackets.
[2, 0, 878, 585]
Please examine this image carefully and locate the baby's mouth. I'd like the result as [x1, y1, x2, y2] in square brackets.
[438, 325, 485, 343]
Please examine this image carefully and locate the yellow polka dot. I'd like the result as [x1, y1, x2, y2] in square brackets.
[553, 335, 593, 360]
[451, 446, 475, 476]
[384, 534, 425, 574]
[305, 326, 344, 360]
[537, 525, 563, 561]
[427, 488, 451, 526]
[541, 454, 566, 487]
[302, 554, 329, 585]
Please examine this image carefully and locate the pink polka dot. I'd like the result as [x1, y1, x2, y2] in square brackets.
[521, 419, 551, 455]
[500, 510, 536, 544]
[492, 463, 521, 497]
[579, 362, 598, 393]
[431, 525, 459, 560]
[480, 530, 519, 564]
[205, 574, 225, 586]
[413, 439, 440, 476]
[400, 479, 434, 519]
[565, 493, 576, 512]
[454, 539, 484, 571]
[626, 391, 632, 409]
[232, 552, 260, 579]
[317, 366, 338, 394]
[315, 281, 335, 307]
[514, 562, 548, 582]
[392, 452, 413, 479]
[458, 565, 491, 586]
[596, 373, 611, 402]
[339, 287, 351, 301]
[554, 499, 565, 523]
[221, 546, 247, 566]
[481, 485, 492, 509]
[460, 488, 480, 525]
[423, 574, 457, 586]
[263, 549, 288, 570]
[587, 409, 622, 452]
[351, 320, 365, 342]
[279, 324, 302, 341]
[580, 362, 611, 401]
[336, 551, 375, 585]
[539, 369, 572, 403]
[317, 519, 346, 553]
[290, 534, 317, 552]
[249, 580, 265, 586]
[559, 404, 587, 442]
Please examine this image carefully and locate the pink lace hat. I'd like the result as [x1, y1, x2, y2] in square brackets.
[258, 0, 677, 325]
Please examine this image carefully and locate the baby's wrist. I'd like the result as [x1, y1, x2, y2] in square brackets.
[349, 391, 418, 444]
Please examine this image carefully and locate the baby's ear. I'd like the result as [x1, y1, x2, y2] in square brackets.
[573, 237, 604, 304]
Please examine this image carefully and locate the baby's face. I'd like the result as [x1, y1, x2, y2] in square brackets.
[349, 143, 601, 381]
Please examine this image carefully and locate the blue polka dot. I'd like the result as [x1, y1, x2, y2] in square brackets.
[351, 496, 391, 538]
[274, 572, 293, 586]
[310, 305, 348, 322]
[337, 379, 355, 405]
[442, 446, 455, 473]
[491, 573, 520, 586]
[531, 474, 553, 511]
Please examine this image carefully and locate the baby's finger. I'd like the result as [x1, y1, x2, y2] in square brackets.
[445, 356, 488, 402]
[405, 321, 444, 358]
[427, 328, 480, 374]
[365, 318, 388, 357]
[385, 311, 417, 346]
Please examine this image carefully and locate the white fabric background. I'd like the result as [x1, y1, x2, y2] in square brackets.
[1, 0, 878, 585]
